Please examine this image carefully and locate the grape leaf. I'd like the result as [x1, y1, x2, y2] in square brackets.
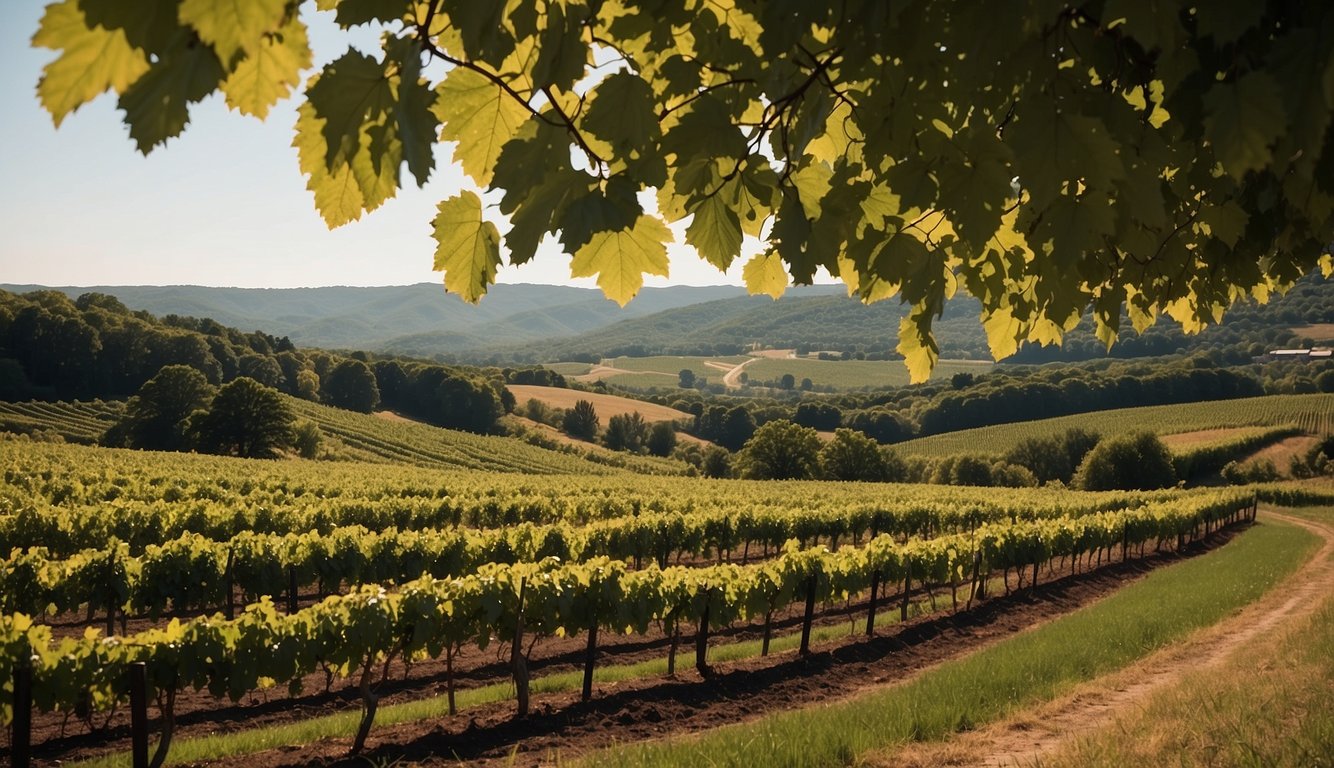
[583, 72, 661, 158]
[896, 312, 939, 384]
[433, 67, 530, 185]
[117, 39, 225, 153]
[222, 17, 312, 119]
[685, 195, 743, 270]
[179, 0, 287, 63]
[570, 215, 672, 306]
[33, 0, 149, 127]
[742, 251, 788, 299]
[1203, 72, 1287, 180]
[432, 191, 501, 303]
[294, 99, 366, 227]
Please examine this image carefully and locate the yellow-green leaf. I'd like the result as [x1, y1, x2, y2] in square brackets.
[33, 0, 150, 127]
[221, 17, 311, 118]
[179, 0, 288, 63]
[742, 251, 788, 299]
[685, 194, 743, 270]
[433, 67, 529, 185]
[432, 191, 501, 303]
[570, 215, 672, 306]
[294, 99, 365, 227]
[896, 312, 938, 384]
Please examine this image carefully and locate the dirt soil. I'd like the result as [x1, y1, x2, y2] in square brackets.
[1237, 434, 1319, 477]
[506, 385, 691, 423]
[873, 509, 1334, 768]
[1158, 426, 1258, 449]
[47, 532, 1238, 768]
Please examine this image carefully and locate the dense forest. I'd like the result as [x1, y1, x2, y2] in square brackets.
[0, 290, 541, 435]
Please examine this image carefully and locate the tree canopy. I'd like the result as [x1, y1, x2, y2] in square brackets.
[32, 0, 1334, 379]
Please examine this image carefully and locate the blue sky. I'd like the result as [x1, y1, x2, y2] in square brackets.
[0, 1, 762, 290]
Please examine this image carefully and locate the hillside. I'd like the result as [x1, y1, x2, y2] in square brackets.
[3, 283, 746, 354]
[897, 394, 1334, 457]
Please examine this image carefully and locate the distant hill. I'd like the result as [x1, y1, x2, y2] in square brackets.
[473, 290, 991, 363]
[2, 283, 747, 353]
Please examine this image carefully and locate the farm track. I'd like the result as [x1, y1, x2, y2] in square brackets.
[171, 528, 1250, 767]
[932, 508, 1334, 768]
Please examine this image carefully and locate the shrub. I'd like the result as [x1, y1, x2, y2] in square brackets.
[1074, 432, 1177, 490]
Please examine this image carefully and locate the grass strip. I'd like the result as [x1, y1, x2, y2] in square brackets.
[585, 520, 1320, 768]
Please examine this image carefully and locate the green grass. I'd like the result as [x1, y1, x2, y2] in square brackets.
[1043, 507, 1333, 768]
[584, 519, 1320, 767]
[744, 357, 991, 390]
[899, 393, 1334, 457]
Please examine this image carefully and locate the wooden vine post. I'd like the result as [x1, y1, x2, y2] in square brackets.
[511, 577, 530, 717]
[799, 574, 817, 656]
[865, 568, 881, 636]
[695, 588, 711, 677]
[11, 662, 31, 768]
[129, 662, 149, 768]
[581, 608, 598, 703]
[900, 560, 912, 622]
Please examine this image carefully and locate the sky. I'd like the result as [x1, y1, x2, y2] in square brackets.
[0, 1, 777, 291]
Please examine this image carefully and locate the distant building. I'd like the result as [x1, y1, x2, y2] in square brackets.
[1254, 347, 1333, 362]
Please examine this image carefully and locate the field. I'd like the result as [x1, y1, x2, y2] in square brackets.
[507, 384, 694, 423]
[743, 356, 992, 389]
[898, 394, 1334, 457]
[0, 399, 122, 443]
[0, 438, 1287, 767]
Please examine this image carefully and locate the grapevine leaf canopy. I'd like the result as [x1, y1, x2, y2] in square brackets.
[31, 0, 1334, 380]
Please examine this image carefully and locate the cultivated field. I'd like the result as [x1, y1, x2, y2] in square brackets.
[898, 394, 1334, 457]
[0, 439, 1285, 767]
[507, 384, 693, 423]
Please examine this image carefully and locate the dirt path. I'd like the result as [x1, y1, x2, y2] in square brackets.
[912, 509, 1334, 768]
[709, 357, 758, 388]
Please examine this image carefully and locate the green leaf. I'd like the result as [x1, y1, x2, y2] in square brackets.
[583, 72, 661, 158]
[432, 191, 501, 304]
[505, 170, 589, 266]
[79, 0, 180, 56]
[530, 1, 589, 92]
[1197, 200, 1249, 248]
[294, 99, 365, 227]
[306, 51, 392, 168]
[570, 215, 672, 306]
[441, 0, 514, 65]
[334, 0, 413, 27]
[179, 0, 287, 63]
[386, 37, 438, 187]
[221, 17, 312, 119]
[742, 251, 788, 299]
[32, 0, 149, 127]
[117, 38, 225, 153]
[558, 179, 642, 253]
[1203, 72, 1287, 180]
[685, 195, 743, 270]
[433, 67, 530, 185]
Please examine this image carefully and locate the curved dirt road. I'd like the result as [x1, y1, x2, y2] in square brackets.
[922, 509, 1334, 768]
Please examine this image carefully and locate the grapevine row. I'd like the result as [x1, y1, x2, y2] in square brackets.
[0, 494, 1254, 758]
[1, 490, 1251, 621]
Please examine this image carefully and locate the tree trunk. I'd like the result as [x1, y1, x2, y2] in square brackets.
[511, 579, 530, 718]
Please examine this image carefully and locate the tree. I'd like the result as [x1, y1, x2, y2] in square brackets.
[193, 377, 295, 459]
[701, 446, 733, 479]
[779, 374, 796, 391]
[738, 420, 823, 480]
[678, 369, 695, 389]
[646, 421, 677, 457]
[1074, 432, 1178, 491]
[31, 2, 1334, 380]
[603, 412, 649, 452]
[323, 359, 381, 413]
[562, 399, 600, 441]
[820, 428, 889, 482]
[112, 364, 215, 451]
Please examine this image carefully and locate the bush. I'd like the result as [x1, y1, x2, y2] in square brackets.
[702, 446, 733, 478]
[1074, 432, 1177, 490]
[646, 421, 677, 457]
[820, 428, 890, 481]
[603, 412, 649, 452]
